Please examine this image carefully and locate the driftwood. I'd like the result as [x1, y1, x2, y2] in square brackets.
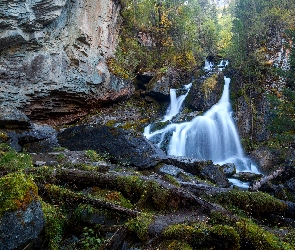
[249, 167, 284, 191]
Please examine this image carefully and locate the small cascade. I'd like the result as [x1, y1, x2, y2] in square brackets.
[163, 83, 192, 122]
[204, 60, 214, 71]
[144, 61, 260, 176]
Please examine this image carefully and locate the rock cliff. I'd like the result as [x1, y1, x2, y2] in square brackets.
[0, 0, 134, 126]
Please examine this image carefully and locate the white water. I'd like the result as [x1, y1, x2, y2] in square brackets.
[163, 83, 192, 122]
[144, 65, 259, 173]
[204, 60, 214, 71]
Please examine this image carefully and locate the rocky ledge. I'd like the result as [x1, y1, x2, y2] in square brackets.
[0, 0, 134, 125]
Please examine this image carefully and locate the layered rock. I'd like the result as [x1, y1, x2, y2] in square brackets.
[0, 0, 134, 126]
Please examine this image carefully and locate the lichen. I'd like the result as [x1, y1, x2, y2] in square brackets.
[0, 172, 38, 216]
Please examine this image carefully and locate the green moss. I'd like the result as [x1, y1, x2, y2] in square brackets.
[166, 240, 193, 250]
[89, 187, 133, 209]
[125, 212, 154, 241]
[116, 175, 172, 211]
[209, 190, 287, 216]
[0, 172, 38, 216]
[0, 143, 33, 171]
[163, 174, 180, 187]
[41, 201, 66, 250]
[236, 219, 294, 250]
[85, 150, 110, 162]
[163, 223, 240, 249]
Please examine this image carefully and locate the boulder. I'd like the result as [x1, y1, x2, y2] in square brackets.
[0, 173, 45, 250]
[220, 163, 236, 177]
[57, 125, 166, 169]
[0, 201, 45, 250]
[162, 156, 230, 187]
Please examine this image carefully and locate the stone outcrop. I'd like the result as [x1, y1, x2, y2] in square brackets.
[0, 0, 134, 125]
[186, 72, 224, 112]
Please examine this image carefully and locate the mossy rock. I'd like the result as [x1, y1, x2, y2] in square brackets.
[0, 172, 38, 216]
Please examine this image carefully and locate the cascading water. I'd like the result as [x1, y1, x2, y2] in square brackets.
[162, 83, 192, 122]
[144, 61, 260, 176]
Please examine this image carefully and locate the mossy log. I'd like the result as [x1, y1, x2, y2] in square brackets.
[40, 184, 140, 218]
[31, 168, 220, 214]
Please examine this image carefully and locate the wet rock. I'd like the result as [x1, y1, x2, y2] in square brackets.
[0, 106, 31, 129]
[0, 201, 45, 250]
[57, 125, 166, 169]
[186, 73, 224, 112]
[220, 163, 236, 177]
[159, 165, 184, 177]
[233, 172, 263, 182]
[250, 147, 280, 173]
[162, 156, 230, 187]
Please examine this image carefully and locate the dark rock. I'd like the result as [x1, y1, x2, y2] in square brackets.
[6, 123, 58, 152]
[286, 177, 295, 192]
[162, 156, 230, 187]
[0, 201, 45, 250]
[0, 106, 31, 129]
[57, 125, 166, 169]
[220, 163, 236, 177]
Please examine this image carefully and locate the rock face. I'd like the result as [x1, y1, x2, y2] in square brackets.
[57, 125, 166, 169]
[0, 201, 45, 250]
[0, 0, 134, 125]
[146, 68, 194, 102]
[186, 72, 224, 112]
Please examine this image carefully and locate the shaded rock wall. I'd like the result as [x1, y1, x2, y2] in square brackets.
[0, 0, 134, 126]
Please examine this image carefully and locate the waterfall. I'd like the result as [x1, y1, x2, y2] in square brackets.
[144, 66, 259, 174]
[204, 60, 214, 71]
[163, 83, 192, 122]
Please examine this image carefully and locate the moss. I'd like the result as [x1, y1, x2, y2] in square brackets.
[0, 143, 33, 171]
[41, 201, 66, 250]
[166, 240, 193, 250]
[163, 174, 180, 187]
[0, 172, 38, 216]
[0, 131, 9, 142]
[125, 212, 154, 241]
[209, 190, 287, 216]
[85, 150, 108, 162]
[163, 223, 240, 249]
[201, 74, 218, 99]
[89, 187, 133, 209]
[116, 175, 172, 211]
[236, 219, 294, 250]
